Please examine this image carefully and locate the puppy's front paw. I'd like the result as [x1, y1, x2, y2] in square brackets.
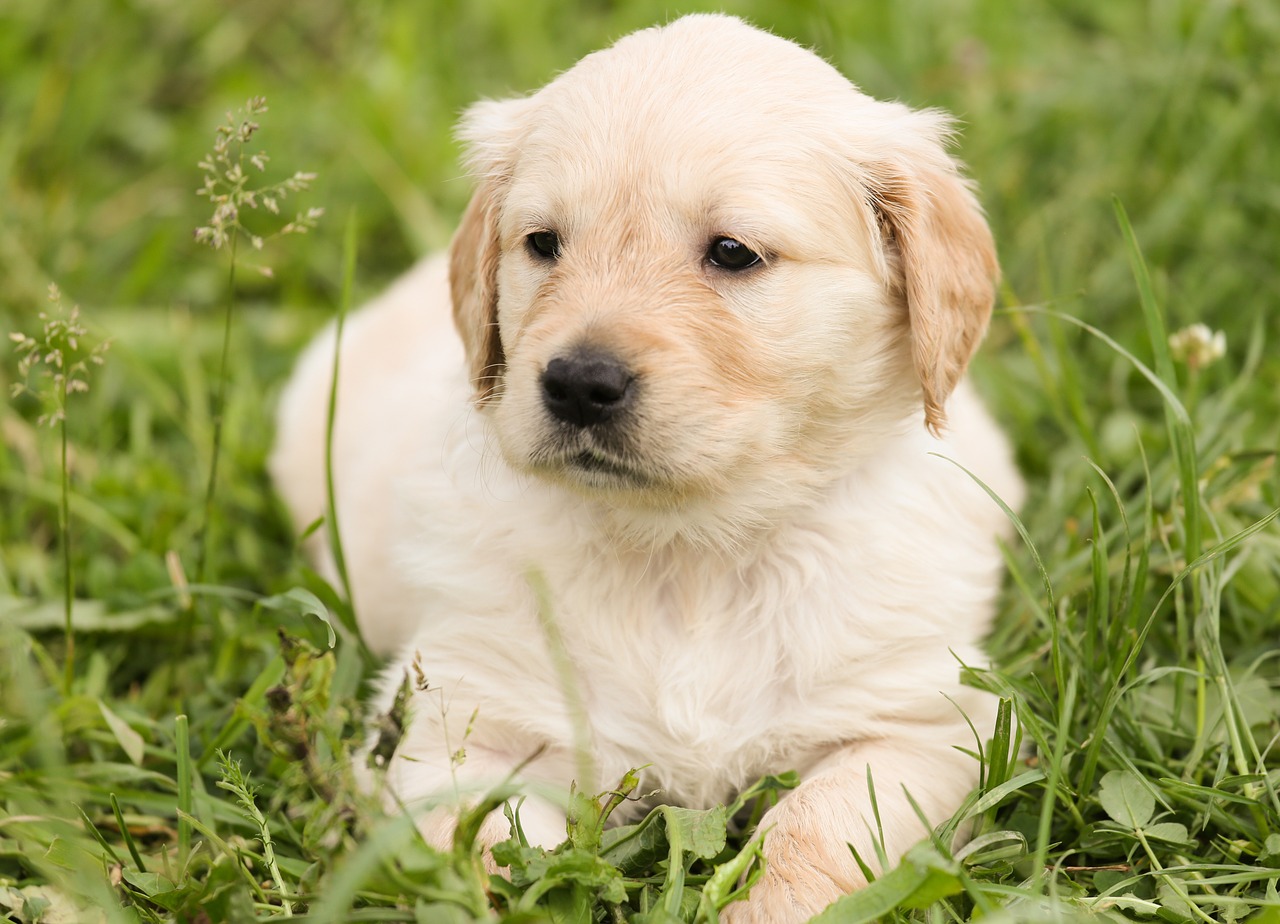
[722, 802, 865, 923]
[721, 767, 890, 921]
[417, 798, 567, 875]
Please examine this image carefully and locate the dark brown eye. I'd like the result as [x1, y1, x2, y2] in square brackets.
[707, 237, 761, 270]
[527, 230, 561, 260]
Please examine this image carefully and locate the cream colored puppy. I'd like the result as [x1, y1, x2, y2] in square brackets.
[272, 14, 1023, 922]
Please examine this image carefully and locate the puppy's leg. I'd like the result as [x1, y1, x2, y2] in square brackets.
[378, 696, 574, 865]
[724, 730, 983, 924]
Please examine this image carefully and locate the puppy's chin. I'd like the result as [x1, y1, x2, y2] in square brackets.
[533, 449, 654, 492]
[516, 436, 686, 506]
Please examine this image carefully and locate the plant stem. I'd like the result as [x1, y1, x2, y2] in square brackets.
[324, 213, 356, 609]
[176, 714, 192, 871]
[60, 389, 73, 695]
[196, 231, 239, 593]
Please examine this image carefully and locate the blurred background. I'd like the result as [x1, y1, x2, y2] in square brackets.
[1, 0, 1277, 603]
[4, 0, 1276, 331]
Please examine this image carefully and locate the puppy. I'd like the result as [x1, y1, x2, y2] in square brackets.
[271, 14, 1023, 922]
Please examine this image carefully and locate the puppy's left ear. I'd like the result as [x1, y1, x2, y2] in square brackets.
[449, 97, 533, 405]
[869, 140, 998, 434]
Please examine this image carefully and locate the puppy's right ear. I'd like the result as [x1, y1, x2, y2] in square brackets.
[449, 98, 532, 405]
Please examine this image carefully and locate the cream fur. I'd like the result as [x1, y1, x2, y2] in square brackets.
[270, 15, 1024, 922]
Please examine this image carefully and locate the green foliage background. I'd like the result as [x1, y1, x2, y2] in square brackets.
[1, 0, 1278, 921]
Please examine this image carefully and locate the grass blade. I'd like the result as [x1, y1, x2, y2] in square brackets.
[1114, 198, 1202, 562]
[323, 210, 359, 627]
[111, 792, 147, 872]
[175, 713, 192, 873]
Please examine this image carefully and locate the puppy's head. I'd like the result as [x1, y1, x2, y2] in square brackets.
[450, 15, 996, 536]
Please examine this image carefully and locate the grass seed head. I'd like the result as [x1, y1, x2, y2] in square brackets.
[8, 284, 109, 427]
[194, 97, 324, 266]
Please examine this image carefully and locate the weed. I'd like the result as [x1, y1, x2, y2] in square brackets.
[8, 285, 109, 693]
[192, 97, 322, 590]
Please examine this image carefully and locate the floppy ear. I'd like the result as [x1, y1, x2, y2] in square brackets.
[869, 149, 998, 434]
[449, 182, 504, 404]
[449, 98, 532, 404]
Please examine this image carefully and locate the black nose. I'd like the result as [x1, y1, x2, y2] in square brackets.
[541, 351, 635, 428]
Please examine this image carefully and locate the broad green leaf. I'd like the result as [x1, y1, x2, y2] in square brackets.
[119, 869, 194, 911]
[953, 829, 1027, 866]
[1093, 870, 1132, 895]
[809, 844, 963, 923]
[545, 884, 593, 924]
[516, 848, 627, 908]
[1262, 833, 1280, 866]
[98, 700, 144, 766]
[599, 814, 665, 872]
[1156, 880, 1197, 920]
[1145, 822, 1192, 846]
[118, 870, 171, 898]
[1098, 770, 1155, 829]
[667, 805, 728, 861]
[601, 804, 726, 874]
[257, 587, 336, 648]
[491, 837, 545, 882]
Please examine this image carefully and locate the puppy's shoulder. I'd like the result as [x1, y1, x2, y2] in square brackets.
[270, 255, 466, 602]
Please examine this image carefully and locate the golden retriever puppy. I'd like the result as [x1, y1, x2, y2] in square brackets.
[271, 14, 1023, 922]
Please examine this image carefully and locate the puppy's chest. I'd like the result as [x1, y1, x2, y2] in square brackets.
[550, 554, 869, 800]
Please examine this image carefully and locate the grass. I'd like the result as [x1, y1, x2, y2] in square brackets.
[2, 0, 1278, 921]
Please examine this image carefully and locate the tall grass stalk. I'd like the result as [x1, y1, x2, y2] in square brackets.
[176, 713, 193, 870]
[195, 230, 239, 590]
[323, 212, 358, 621]
[9, 288, 108, 694]
[529, 568, 598, 796]
[192, 97, 321, 596]
[57, 374, 72, 691]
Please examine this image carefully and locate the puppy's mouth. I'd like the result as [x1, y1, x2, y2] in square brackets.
[528, 439, 655, 489]
[568, 449, 646, 482]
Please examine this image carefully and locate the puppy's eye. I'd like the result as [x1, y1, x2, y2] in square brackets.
[527, 230, 561, 260]
[707, 237, 762, 270]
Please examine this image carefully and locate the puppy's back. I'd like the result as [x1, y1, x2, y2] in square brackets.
[270, 254, 462, 649]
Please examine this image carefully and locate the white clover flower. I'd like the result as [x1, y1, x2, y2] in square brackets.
[1168, 323, 1226, 371]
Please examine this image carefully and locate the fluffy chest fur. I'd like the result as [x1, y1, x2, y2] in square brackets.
[384, 410, 1006, 808]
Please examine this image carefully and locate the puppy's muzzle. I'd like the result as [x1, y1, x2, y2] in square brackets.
[540, 349, 635, 428]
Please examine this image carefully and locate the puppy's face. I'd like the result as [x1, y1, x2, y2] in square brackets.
[450, 16, 997, 533]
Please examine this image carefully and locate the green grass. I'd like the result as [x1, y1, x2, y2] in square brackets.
[2, 0, 1279, 921]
